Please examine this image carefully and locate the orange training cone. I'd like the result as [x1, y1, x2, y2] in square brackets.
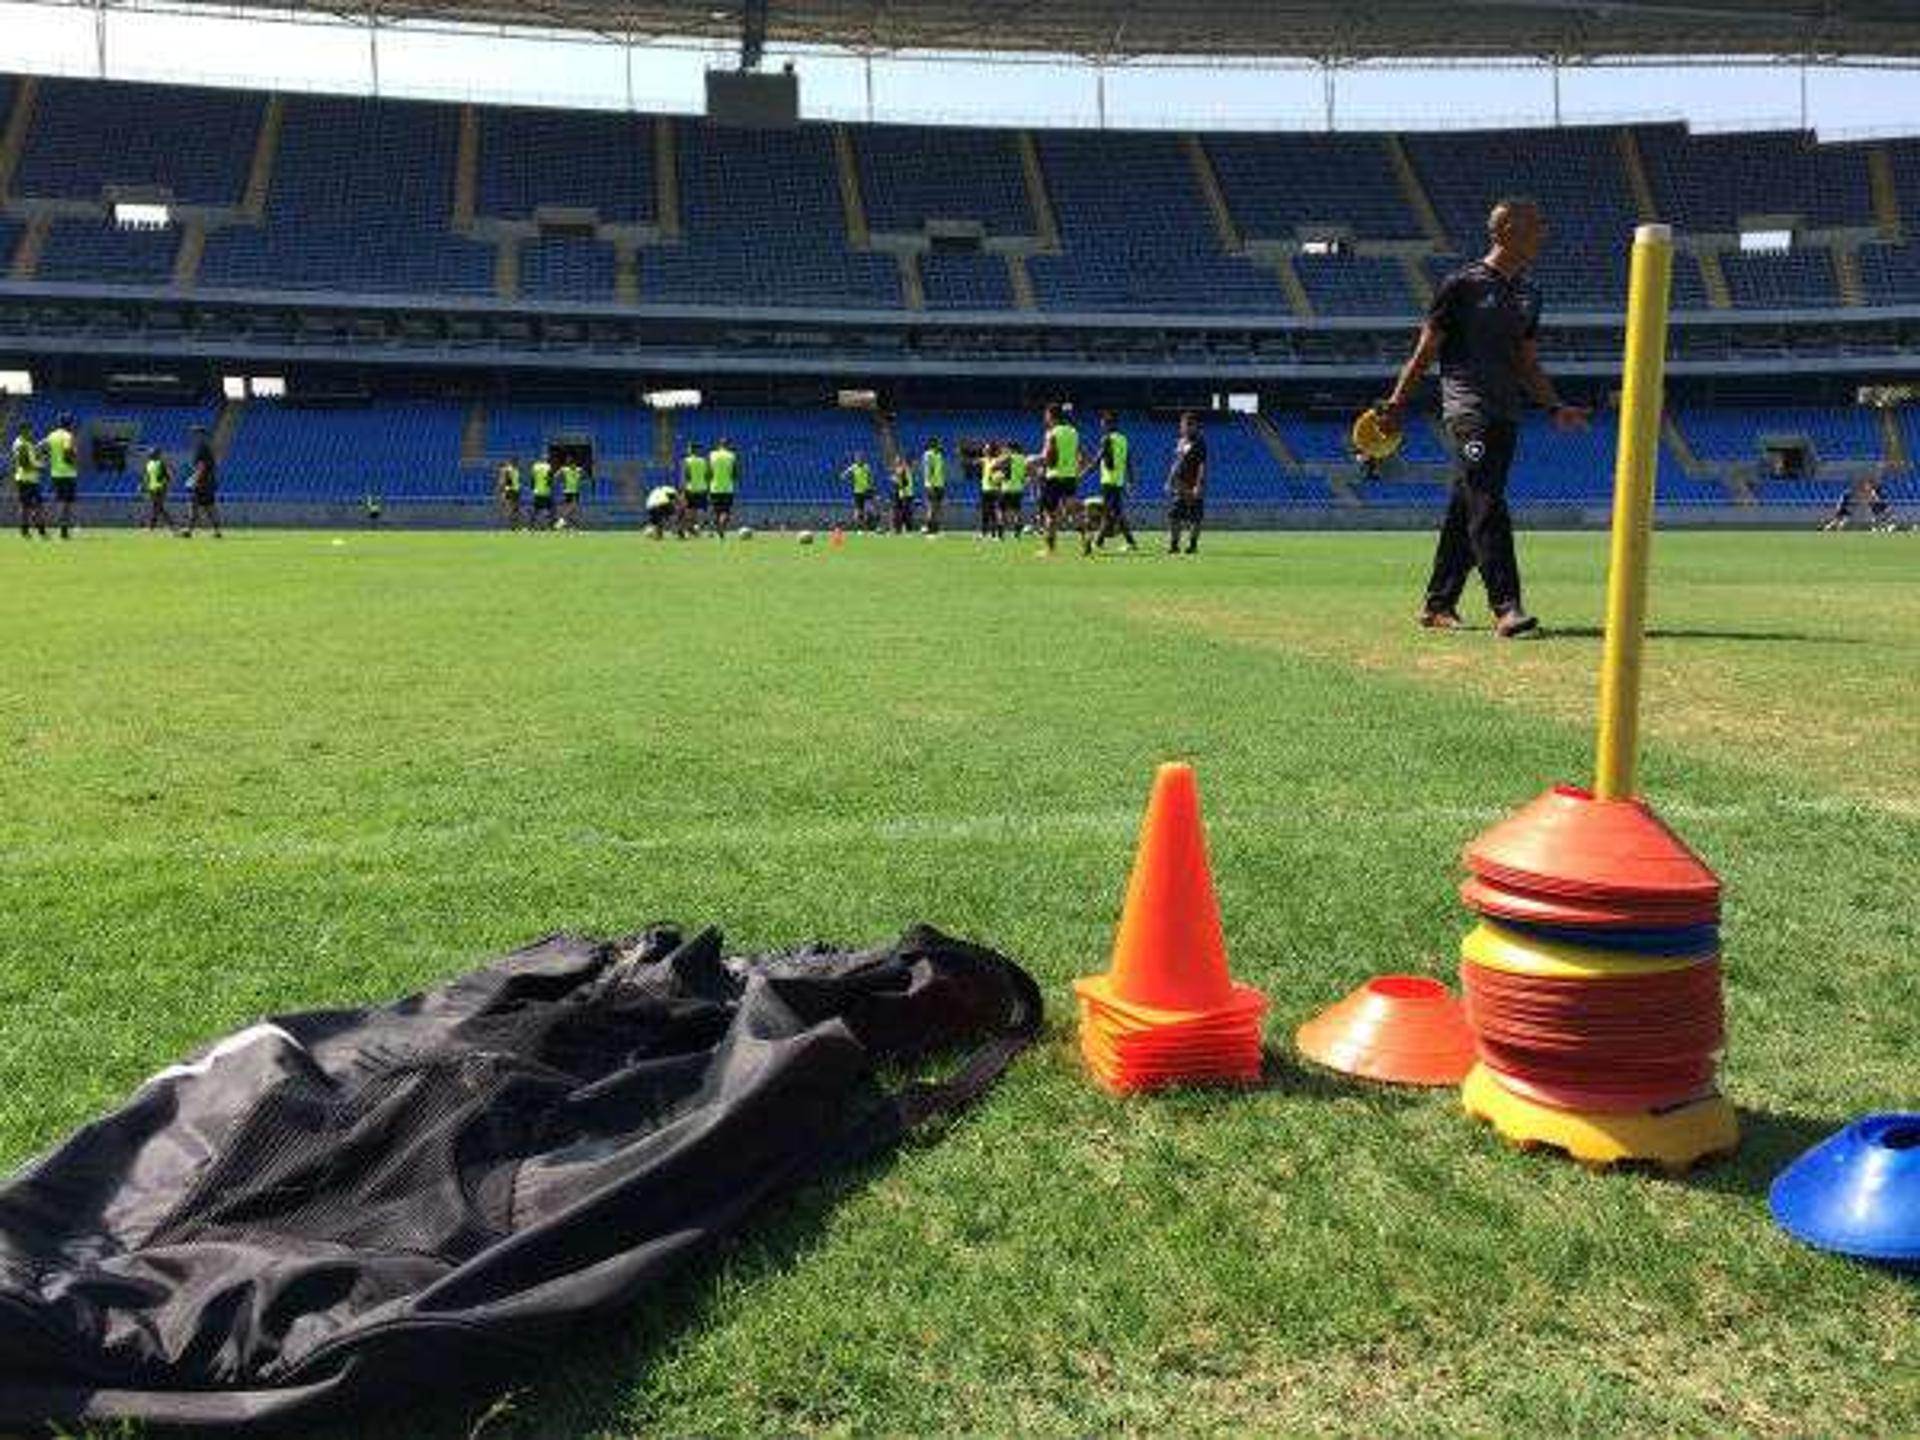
[1074, 762, 1266, 1093]
[1295, 975, 1476, 1088]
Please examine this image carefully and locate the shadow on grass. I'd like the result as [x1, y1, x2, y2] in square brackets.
[1258, 1047, 1432, 1103]
[1534, 626, 1863, 646]
[1681, 1104, 1845, 1199]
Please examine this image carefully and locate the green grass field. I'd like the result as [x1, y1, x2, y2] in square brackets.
[3, 527, 1916, 1438]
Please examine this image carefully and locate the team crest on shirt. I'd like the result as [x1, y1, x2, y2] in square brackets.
[1463, 439, 1486, 463]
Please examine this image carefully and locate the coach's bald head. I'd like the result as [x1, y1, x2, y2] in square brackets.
[1488, 197, 1546, 267]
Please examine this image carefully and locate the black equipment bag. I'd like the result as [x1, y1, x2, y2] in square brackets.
[0, 924, 1041, 1430]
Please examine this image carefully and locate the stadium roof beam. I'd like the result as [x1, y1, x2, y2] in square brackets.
[70, 0, 1920, 60]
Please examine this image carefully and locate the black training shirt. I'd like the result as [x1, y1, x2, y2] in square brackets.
[1167, 430, 1207, 492]
[1428, 260, 1542, 425]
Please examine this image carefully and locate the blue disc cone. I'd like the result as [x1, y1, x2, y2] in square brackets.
[1770, 1114, 1920, 1266]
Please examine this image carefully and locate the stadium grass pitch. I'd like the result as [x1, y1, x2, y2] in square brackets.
[3, 528, 1916, 1438]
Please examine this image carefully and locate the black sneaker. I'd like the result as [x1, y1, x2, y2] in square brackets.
[1495, 609, 1540, 639]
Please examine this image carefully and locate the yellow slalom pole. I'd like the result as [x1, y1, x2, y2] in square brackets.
[1594, 223, 1674, 801]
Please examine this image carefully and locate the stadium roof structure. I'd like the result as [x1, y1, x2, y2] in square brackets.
[199, 0, 1920, 60]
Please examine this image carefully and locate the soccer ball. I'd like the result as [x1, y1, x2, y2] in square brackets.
[798, 530, 816, 545]
[554, 517, 570, 531]
[737, 527, 754, 541]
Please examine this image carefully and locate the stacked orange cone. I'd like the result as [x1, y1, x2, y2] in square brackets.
[1074, 763, 1267, 1092]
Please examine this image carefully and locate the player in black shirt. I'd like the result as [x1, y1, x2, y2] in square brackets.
[1165, 412, 1207, 555]
[182, 427, 223, 539]
[1377, 197, 1589, 637]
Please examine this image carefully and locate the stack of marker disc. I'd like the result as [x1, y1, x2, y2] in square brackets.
[1074, 763, 1266, 1093]
[1456, 784, 1739, 1170]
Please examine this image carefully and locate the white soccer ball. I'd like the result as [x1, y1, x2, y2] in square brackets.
[737, 527, 754, 541]
[798, 529, 816, 545]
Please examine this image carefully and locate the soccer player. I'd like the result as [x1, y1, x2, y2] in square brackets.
[1821, 487, 1855, 531]
[182, 425, 223, 539]
[679, 442, 709, 536]
[497, 457, 522, 529]
[1867, 475, 1900, 532]
[45, 411, 79, 540]
[1002, 443, 1027, 537]
[1035, 404, 1083, 555]
[644, 480, 679, 538]
[364, 490, 383, 527]
[1092, 410, 1138, 553]
[141, 448, 175, 533]
[12, 423, 47, 539]
[921, 438, 946, 534]
[558, 460, 584, 528]
[1165, 411, 1207, 555]
[1378, 196, 1589, 638]
[845, 452, 874, 530]
[889, 456, 915, 534]
[707, 438, 737, 536]
[528, 455, 555, 528]
[977, 443, 1002, 538]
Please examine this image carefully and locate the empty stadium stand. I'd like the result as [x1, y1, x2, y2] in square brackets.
[14, 78, 261, 206]
[199, 94, 493, 295]
[6, 72, 1920, 320]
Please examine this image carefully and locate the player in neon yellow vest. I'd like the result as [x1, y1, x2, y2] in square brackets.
[844, 453, 874, 531]
[45, 413, 79, 540]
[142, 448, 176, 534]
[679, 443, 709, 537]
[707, 440, 737, 537]
[889, 457, 915, 535]
[1035, 403, 1087, 555]
[920, 439, 946, 534]
[558, 460, 585, 529]
[976, 443, 1002, 540]
[1091, 410, 1139, 554]
[1004, 445, 1028, 538]
[529, 458, 555, 528]
[12, 423, 47, 539]
[497, 458, 522, 530]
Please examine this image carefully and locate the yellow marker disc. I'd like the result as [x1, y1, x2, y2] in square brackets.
[1462, 1063, 1739, 1173]
[1460, 921, 1711, 981]
[1350, 408, 1404, 462]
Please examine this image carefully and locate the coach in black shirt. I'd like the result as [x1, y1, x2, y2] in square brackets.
[1378, 197, 1589, 637]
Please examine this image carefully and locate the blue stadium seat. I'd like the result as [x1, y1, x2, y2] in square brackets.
[1721, 247, 1837, 308]
[1028, 132, 1278, 313]
[222, 399, 471, 501]
[1407, 127, 1643, 311]
[519, 236, 617, 303]
[1638, 128, 1871, 231]
[674, 406, 881, 504]
[476, 107, 653, 223]
[642, 125, 900, 308]
[855, 126, 1032, 235]
[920, 250, 1015, 309]
[36, 219, 179, 285]
[200, 95, 492, 296]
[1854, 242, 1920, 305]
[485, 402, 651, 461]
[1678, 405, 1883, 462]
[15, 78, 261, 205]
[1294, 253, 1415, 317]
[1205, 134, 1423, 242]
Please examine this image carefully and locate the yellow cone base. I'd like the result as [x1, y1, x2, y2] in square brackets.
[1461, 1063, 1739, 1174]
